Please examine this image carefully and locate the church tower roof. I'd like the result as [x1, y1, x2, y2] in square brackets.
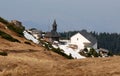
[45, 19, 60, 42]
[52, 19, 57, 32]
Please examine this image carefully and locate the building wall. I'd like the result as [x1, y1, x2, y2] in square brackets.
[70, 33, 91, 50]
[92, 42, 97, 49]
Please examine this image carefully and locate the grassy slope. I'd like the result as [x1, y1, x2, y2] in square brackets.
[0, 18, 120, 76]
[0, 22, 66, 59]
[0, 55, 120, 76]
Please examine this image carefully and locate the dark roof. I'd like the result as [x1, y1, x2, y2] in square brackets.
[45, 20, 60, 38]
[79, 30, 97, 45]
[29, 28, 42, 34]
[44, 32, 51, 37]
[45, 31, 60, 38]
[51, 30, 60, 37]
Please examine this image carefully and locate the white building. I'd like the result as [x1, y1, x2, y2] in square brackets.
[70, 30, 97, 51]
[70, 33, 91, 50]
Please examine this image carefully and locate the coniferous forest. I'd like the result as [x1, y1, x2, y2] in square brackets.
[59, 30, 120, 55]
[91, 32, 120, 54]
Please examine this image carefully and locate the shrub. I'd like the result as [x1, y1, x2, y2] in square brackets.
[24, 41, 31, 45]
[84, 48, 88, 52]
[0, 51, 8, 56]
[7, 23, 24, 36]
[51, 47, 73, 59]
[87, 48, 99, 57]
[41, 40, 73, 59]
[0, 17, 8, 24]
[108, 51, 113, 56]
[44, 43, 50, 50]
[79, 51, 87, 57]
[0, 30, 20, 42]
[80, 48, 99, 57]
[68, 53, 73, 59]
[0, 17, 24, 36]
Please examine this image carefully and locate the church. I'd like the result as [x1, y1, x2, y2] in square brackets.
[45, 20, 60, 42]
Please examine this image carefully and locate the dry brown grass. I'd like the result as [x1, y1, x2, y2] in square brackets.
[0, 54, 120, 76]
[0, 23, 120, 76]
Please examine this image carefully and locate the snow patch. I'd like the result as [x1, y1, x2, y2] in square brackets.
[23, 31, 39, 44]
[52, 44, 86, 59]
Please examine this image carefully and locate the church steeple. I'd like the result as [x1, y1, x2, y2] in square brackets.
[52, 20, 57, 32]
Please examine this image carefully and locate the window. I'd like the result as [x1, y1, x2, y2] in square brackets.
[77, 38, 79, 40]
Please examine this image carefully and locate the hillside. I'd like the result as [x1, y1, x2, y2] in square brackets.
[0, 17, 66, 60]
[0, 17, 120, 76]
[0, 55, 120, 76]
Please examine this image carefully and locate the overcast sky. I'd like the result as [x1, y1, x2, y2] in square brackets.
[0, 0, 120, 33]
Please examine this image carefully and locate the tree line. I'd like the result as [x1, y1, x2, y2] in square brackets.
[59, 30, 120, 55]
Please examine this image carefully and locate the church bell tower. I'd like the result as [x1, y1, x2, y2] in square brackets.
[52, 20, 57, 32]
